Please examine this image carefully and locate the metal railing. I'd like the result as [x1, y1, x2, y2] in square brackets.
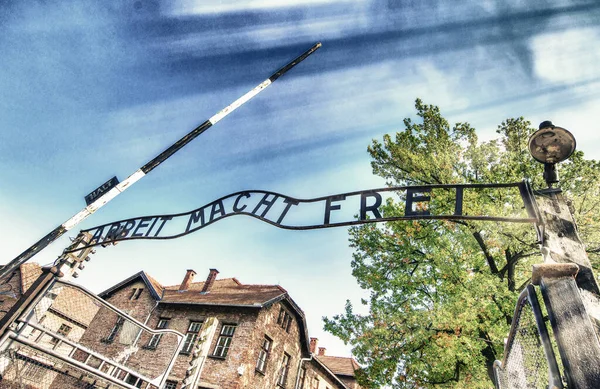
[0, 280, 184, 389]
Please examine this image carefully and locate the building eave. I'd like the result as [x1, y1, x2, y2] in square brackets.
[312, 356, 351, 389]
[99, 271, 162, 300]
[158, 301, 265, 309]
[278, 294, 311, 357]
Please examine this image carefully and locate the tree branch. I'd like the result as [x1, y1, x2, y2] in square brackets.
[472, 230, 499, 275]
[498, 251, 537, 278]
[507, 249, 516, 292]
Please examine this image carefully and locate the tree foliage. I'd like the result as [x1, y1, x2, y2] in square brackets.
[324, 99, 600, 388]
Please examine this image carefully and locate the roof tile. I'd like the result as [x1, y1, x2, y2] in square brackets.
[317, 356, 360, 377]
[161, 278, 285, 306]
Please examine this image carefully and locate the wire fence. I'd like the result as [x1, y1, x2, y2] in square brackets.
[494, 285, 564, 389]
[0, 276, 183, 389]
[0, 263, 44, 323]
[0, 344, 126, 389]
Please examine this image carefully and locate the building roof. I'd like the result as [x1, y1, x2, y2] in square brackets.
[317, 356, 361, 378]
[310, 356, 353, 389]
[99, 271, 163, 300]
[20, 262, 43, 293]
[160, 278, 286, 307]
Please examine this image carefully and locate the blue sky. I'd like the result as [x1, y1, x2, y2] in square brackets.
[2, 0, 600, 358]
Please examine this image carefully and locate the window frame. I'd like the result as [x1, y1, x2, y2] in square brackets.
[50, 323, 72, 345]
[125, 373, 142, 388]
[129, 288, 144, 300]
[255, 335, 272, 373]
[311, 377, 319, 389]
[104, 316, 125, 343]
[277, 307, 292, 332]
[146, 318, 170, 349]
[163, 380, 177, 389]
[295, 366, 306, 389]
[180, 321, 203, 355]
[212, 323, 237, 358]
[276, 352, 291, 387]
[22, 361, 47, 382]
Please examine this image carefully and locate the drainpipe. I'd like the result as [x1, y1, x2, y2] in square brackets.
[294, 355, 313, 389]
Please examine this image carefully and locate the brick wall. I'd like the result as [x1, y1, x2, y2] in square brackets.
[155, 303, 261, 388]
[101, 280, 157, 322]
[0, 269, 24, 321]
[304, 360, 347, 389]
[0, 263, 43, 321]
[244, 300, 304, 389]
[0, 268, 355, 389]
[100, 287, 309, 389]
[88, 279, 357, 389]
[76, 280, 175, 381]
[338, 376, 361, 389]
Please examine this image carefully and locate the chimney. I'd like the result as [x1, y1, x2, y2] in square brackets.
[309, 337, 318, 354]
[318, 347, 326, 356]
[179, 269, 196, 291]
[200, 268, 219, 293]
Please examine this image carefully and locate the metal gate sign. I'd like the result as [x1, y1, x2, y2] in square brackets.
[68, 182, 539, 252]
[84, 176, 120, 205]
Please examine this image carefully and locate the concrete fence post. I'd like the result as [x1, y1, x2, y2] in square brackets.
[534, 192, 600, 388]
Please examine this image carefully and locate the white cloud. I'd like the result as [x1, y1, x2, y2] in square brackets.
[531, 27, 600, 84]
[168, 0, 363, 15]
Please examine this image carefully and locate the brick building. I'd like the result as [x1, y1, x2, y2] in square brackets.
[97, 268, 363, 389]
[0, 265, 364, 389]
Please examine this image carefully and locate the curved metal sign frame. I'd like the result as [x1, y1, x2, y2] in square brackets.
[66, 181, 541, 253]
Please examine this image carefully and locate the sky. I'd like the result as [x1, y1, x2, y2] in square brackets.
[1, 0, 600, 360]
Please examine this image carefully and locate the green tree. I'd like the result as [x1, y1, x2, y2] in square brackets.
[324, 99, 600, 388]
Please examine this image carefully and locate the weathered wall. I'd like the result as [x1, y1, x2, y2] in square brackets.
[305, 360, 347, 389]
[101, 291, 309, 389]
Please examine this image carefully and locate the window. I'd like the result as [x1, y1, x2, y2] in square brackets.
[212, 324, 236, 358]
[181, 321, 203, 354]
[311, 377, 319, 389]
[277, 308, 292, 332]
[57, 323, 72, 337]
[147, 318, 170, 349]
[255, 336, 272, 373]
[163, 381, 177, 389]
[22, 362, 47, 382]
[129, 288, 144, 300]
[105, 317, 125, 343]
[295, 367, 306, 389]
[276, 353, 290, 387]
[125, 373, 142, 388]
[51, 323, 72, 345]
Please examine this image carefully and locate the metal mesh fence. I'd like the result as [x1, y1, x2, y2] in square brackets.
[0, 263, 44, 323]
[0, 343, 129, 389]
[496, 299, 549, 388]
[494, 286, 564, 389]
[0, 279, 182, 389]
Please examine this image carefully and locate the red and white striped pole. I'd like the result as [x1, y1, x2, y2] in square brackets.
[0, 42, 322, 280]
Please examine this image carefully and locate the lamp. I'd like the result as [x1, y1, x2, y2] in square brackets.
[528, 121, 576, 187]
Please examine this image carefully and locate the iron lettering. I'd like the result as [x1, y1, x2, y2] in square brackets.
[72, 182, 538, 251]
